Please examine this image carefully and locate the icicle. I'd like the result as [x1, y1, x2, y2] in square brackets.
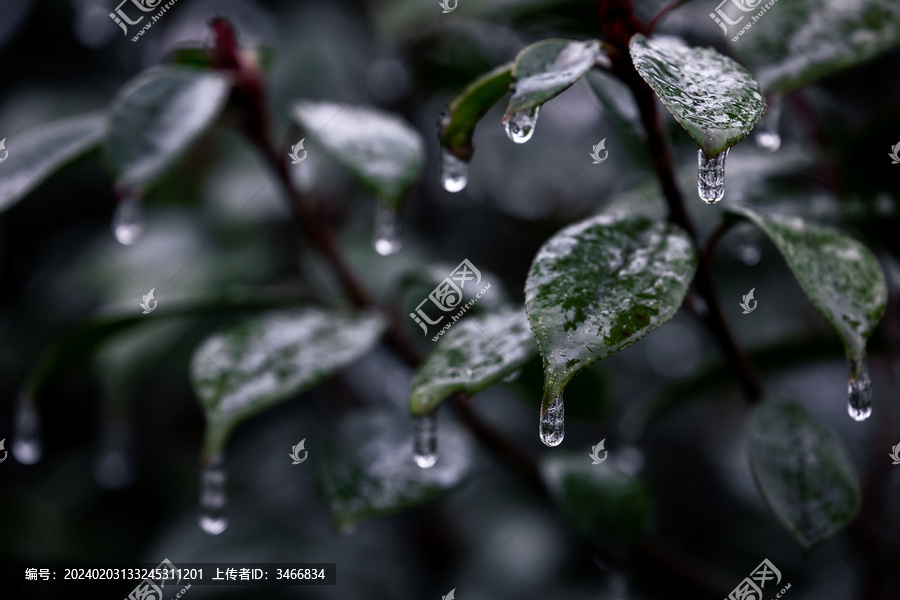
[12, 394, 43, 465]
[112, 193, 144, 245]
[198, 453, 229, 535]
[504, 106, 540, 144]
[413, 413, 438, 468]
[440, 147, 468, 193]
[539, 392, 565, 447]
[697, 148, 729, 204]
[93, 421, 135, 490]
[755, 96, 782, 153]
[847, 359, 872, 422]
[372, 204, 402, 256]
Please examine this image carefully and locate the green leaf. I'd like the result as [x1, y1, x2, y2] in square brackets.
[315, 409, 472, 532]
[190, 308, 386, 458]
[408, 306, 538, 416]
[439, 63, 513, 161]
[105, 67, 230, 188]
[541, 454, 653, 551]
[727, 204, 887, 376]
[0, 113, 106, 212]
[504, 39, 604, 121]
[290, 101, 425, 208]
[525, 211, 696, 408]
[733, 0, 900, 93]
[629, 34, 766, 157]
[749, 401, 860, 551]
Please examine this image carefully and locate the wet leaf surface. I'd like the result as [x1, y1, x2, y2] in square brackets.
[504, 39, 603, 120]
[525, 211, 696, 407]
[439, 63, 513, 161]
[105, 67, 230, 188]
[191, 308, 386, 457]
[0, 113, 106, 212]
[409, 306, 538, 415]
[728, 204, 886, 370]
[315, 409, 472, 532]
[291, 101, 425, 208]
[749, 401, 860, 551]
[629, 34, 766, 157]
[733, 0, 900, 93]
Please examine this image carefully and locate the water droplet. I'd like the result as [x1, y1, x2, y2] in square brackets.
[439, 147, 468, 193]
[373, 204, 402, 256]
[755, 96, 782, 153]
[504, 106, 540, 144]
[413, 413, 438, 468]
[539, 393, 565, 447]
[12, 396, 43, 464]
[112, 194, 144, 245]
[93, 422, 135, 490]
[503, 368, 522, 383]
[697, 148, 729, 204]
[847, 361, 872, 422]
[198, 453, 229, 535]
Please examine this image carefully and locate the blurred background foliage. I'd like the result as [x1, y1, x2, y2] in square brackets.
[0, 0, 899, 598]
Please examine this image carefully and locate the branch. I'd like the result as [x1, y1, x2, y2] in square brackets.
[607, 32, 763, 402]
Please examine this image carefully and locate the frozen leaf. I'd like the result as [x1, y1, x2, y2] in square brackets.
[749, 401, 860, 551]
[291, 101, 425, 209]
[727, 204, 886, 380]
[504, 39, 604, 121]
[439, 63, 513, 161]
[191, 308, 386, 457]
[629, 34, 766, 157]
[525, 211, 696, 409]
[0, 113, 106, 212]
[105, 67, 230, 188]
[733, 0, 900, 93]
[409, 307, 538, 415]
[315, 409, 471, 532]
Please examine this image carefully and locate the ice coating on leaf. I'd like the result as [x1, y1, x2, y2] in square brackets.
[525, 212, 696, 407]
[408, 307, 538, 415]
[504, 39, 603, 118]
[291, 101, 424, 209]
[315, 410, 471, 532]
[734, 0, 900, 93]
[191, 308, 386, 456]
[629, 35, 766, 157]
[727, 205, 887, 385]
[748, 401, 860, 551]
